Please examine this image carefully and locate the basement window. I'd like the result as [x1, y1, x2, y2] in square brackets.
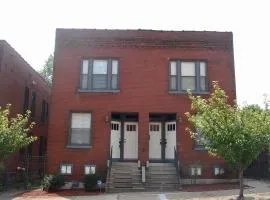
[60, 164, 72, 175]
[190, 166, 202, 176]
[84, 165, 96, 175]
[214, 167, 225, 176]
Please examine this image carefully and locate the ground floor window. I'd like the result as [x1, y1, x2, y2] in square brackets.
[84, 165, 96, 175]
[190, 166, 202, 176]
[69, 113, 92, 147]
[60, 164, 72, 175]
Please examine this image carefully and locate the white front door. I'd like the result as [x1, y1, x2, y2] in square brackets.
[124, 122, 138, 159]
[110, 121, 121, 159]
[165, 121, 176, 159]
[149, 122, 162, 159]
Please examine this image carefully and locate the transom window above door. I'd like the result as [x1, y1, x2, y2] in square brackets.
[169, 61, 208, 93]
[80, 59, 119, 92]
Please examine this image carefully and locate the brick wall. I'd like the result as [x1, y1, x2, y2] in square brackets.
[48, 29, 236, 179]
[0, 40, 51, 172]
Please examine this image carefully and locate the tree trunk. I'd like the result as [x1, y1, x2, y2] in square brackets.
[238, 169, 244, 200]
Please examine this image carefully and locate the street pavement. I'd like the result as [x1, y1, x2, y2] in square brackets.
[0, 179, 269, 200]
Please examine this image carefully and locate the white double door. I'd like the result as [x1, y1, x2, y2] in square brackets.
[149, 122, 176, 160]
[110, 121, 138, 160]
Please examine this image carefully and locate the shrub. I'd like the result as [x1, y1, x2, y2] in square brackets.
[84, 174, 104, 192]
[41, 174, 65, 192]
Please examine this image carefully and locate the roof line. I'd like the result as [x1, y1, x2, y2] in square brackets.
[0, 40, 51, 89]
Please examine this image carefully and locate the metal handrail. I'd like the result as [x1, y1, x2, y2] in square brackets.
[174, 146, 181, 185]
[105, 146, 113, 192]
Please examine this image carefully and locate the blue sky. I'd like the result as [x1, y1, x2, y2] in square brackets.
[0, 0, 269, 106]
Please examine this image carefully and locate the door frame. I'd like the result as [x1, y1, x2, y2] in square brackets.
[110, 113, 139, 162]
[149, 122, 162, 161]
[149, 118, 176, 163]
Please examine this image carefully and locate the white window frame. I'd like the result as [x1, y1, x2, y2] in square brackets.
[60, 164, 73, 175]
[214, 166, 225, 176]
[84, 165, 96, 175]
[190, 166, 202, 176]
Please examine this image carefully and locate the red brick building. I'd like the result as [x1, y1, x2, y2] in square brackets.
[0, 40, 51, 173]
[48, 29, 236, 184]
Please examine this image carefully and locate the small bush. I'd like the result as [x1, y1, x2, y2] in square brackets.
[84, 174, 104, 192]
[41, 174, 65, 192]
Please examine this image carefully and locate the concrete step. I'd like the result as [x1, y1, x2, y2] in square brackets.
[149, 163, 175, 166]
[107, 162, 144, 193]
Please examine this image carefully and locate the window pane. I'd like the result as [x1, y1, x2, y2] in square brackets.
[181, 62, 195, 76]
[93, 60, 107, 74]
[111, 75, 118, 89]
[170, 76, 176, 90]
[197, 167, 202, 175]
[82, 60, 89, 74]
[214, 168, 220, 175]
[170, 61, 177, 75]
[200, 62, 206, 76]
[200, 76, 206, 91]
[66, 165, 72, 174]
[181, 77, 196, 90]
[71, 113, 91, 128]
[61, 166, 66, 174]
[90, 166, 96, 174]
[112, 60, 118, 75]
[85, 166, 90, 175]
[93, 75, 107, 89]
[71, 128, 90, 145]
[81, 75, 88, 89]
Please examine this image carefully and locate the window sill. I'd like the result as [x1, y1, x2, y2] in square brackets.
[169, 91, 210, 95]
[78, 89, 120, 93]
[66, 145, 92, 149]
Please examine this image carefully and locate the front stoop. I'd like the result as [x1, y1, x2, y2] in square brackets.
[106, 162, 145, 193]
[145, 163, 181, 191]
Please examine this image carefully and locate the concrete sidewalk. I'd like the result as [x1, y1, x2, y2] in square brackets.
[1, 179, 269, 200]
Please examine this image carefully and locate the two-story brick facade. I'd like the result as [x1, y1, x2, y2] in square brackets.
[48, 29, 236, 182]
[0, 40, 51, 174]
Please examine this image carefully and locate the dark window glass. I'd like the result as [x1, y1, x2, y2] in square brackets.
[41, 100, 46, 122]
[30, 92, 36, 118]
[194, 129, 206, 150]
[23, 87, 29, 113]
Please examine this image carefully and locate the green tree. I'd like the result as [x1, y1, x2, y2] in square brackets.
[0, 104, 36, 161]
[39, 54, 53, 86]
[185, 82, 270, 200]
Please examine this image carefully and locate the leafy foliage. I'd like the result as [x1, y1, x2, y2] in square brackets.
[0, 104, 36, 160]
[84, 174, 104, 192]
[185, 82, 270, 199]
[39, 54, 53, 86]
[41, 174, 65, 192]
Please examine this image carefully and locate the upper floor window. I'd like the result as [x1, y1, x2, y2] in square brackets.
[41, 100, 46, 123]
[23, 86, 29, 114]
[80, 59, 119, 91]
[169, 61, 208, 92]
[30, 92, 36, 118]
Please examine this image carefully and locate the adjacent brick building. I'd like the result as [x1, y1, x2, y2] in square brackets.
[0, 40, 51, 173]
[48, 29, 236, 182]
